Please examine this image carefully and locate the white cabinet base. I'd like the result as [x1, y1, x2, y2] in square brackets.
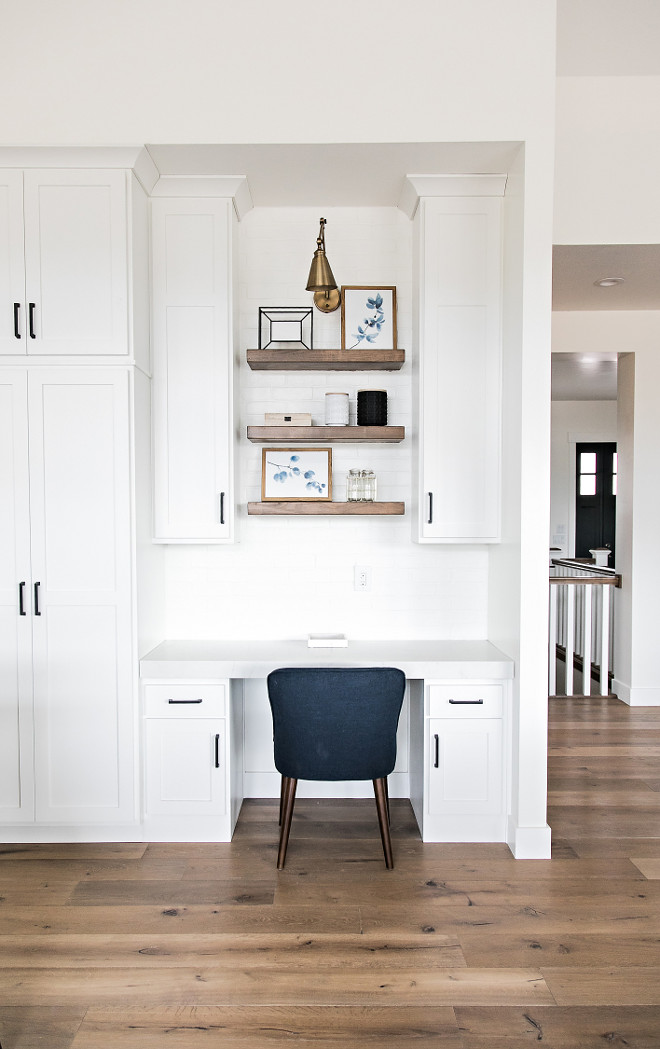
[411, 679, 509, 843]
[141, 678, 244, 842]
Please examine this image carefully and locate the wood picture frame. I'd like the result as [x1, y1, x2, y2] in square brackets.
[261, 447, 332, 502]
[341, 286, 397, 351]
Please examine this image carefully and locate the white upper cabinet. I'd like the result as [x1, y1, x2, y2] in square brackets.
[414, 193, 503, 543]
[151, 197, 236, 542]
[0, 169, 130, 356]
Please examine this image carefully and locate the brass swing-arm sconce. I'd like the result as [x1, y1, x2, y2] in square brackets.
[306, 217, 341, 313]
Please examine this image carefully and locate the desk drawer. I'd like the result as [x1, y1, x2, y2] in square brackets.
[143, 683, 227, 718]
[428, 683, 502, 719]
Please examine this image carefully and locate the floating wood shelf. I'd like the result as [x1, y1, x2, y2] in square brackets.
[247, 501, 405, 516]
[247, 348, 405, 371]
[247, 425, 405, 444]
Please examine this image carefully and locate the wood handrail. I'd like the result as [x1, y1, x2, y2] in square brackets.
[550, 574, 621, 587]
[550, 558, 621, 588]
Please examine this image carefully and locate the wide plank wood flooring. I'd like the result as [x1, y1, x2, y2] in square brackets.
[1, 696, 660, 1047]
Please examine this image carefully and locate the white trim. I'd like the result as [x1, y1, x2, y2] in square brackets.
[612, 679, 660, 707]
[399, 174, 508, 219]
[0, 145, 148, 169]
[149, 175, 253, 219]
[506, 818, 552, 858]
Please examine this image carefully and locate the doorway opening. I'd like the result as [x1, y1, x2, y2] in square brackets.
[575, 441, 617, 565]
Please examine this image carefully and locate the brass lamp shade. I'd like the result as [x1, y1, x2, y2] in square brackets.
[306, 251, 337, 294]
[306, 217, 341, 313]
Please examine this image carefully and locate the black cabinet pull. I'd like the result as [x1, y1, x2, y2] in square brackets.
[19, 581, 26, 615]
[433, 733, 439, 768]
[34, 581, 41, 615]
[220, 491, 225, 525]
[214, 733, 221, 769]
[448, 698, 484, 705]
[28, 303, 36, 339]
[427, 492, 433, 525]
[168, 698, 203, 704]
[14, 303, 21, 339]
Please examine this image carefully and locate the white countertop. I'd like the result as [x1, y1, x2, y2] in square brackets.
[140, 639, 514, 680]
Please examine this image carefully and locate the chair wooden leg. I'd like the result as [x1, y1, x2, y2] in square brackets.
[277, 776, 297, 870]
[373, 777, 394, 869]
[279, 775, 284, 826]
[384, 776, 391, 826]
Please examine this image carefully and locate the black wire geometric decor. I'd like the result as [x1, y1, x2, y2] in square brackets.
[259, 307, 313, 350]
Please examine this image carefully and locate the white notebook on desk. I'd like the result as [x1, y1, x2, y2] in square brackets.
[307, 634, 349, 648]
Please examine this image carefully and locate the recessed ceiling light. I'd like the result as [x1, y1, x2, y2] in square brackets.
[594, 276, 625, 287]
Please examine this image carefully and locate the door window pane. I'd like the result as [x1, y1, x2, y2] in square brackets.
[580, 474, 597, 496]
[612, 452, 618, 495]
[580, 452, 597, 473]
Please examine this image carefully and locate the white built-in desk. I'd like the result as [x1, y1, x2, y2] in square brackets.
[139, 640, 514, 844]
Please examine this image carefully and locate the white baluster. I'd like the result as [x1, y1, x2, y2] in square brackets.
[583, 585, 593, 697]
[549, 586, 558, 696]
[600, 585, 611, 696]
[566, 585, 575, 696]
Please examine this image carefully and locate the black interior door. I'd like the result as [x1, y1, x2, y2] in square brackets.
[575, 442, 617, 565]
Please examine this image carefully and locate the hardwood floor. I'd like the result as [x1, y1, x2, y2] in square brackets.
[1, 696, 660, 1047]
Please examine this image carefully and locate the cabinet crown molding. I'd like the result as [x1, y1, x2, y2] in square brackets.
[149, 175, 253, 219]
[399, 174, 508, 219]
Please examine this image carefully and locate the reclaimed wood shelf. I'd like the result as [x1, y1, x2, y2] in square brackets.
[247, 501, 405, 516]
[246, 348, 405, 371]
[247, 425, 405, 444]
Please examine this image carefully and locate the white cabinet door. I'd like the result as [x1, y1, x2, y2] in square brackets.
[23, 170, 128, 355]
[28, 369, 135, 824]
[0, 169, 129, 356]
[0, 172, 27, 355]
[415, 196, 502, 542]
[144, 719, 227, 817]
[428, 716, 503, 817]
[151, 198, 235, 542]
[0, 371, 34, 820]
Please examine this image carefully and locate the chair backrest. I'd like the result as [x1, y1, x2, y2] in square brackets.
[266, 667, 406, 782]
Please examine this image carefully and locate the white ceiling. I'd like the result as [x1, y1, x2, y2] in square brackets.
[552, 244, 660, 311]
[551, 352, 618, 401]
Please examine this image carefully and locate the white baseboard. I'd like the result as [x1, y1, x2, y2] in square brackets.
[242, 772, 411, 799]
[612, 679, 660, 706]
[507, 818, 552, 858]
[0, 823, 143, 844]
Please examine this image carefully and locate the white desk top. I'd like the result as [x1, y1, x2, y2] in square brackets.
[140, 639, 514, 680]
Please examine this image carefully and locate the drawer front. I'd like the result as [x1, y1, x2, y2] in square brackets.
[428, 683, 502, 719]
[143, 682, 227, 718]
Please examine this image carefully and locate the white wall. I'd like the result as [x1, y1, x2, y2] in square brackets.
[550, 400, 617, 559]
[1, 0, 556, 146]
[554, 76, 660, 244]
[164, 206, 490, 640]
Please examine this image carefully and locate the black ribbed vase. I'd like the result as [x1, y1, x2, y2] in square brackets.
[357, 389, 388, 426]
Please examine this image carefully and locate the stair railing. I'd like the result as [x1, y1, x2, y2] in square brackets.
[549, 559, 622, 697]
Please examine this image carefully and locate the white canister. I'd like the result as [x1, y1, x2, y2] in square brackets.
[325, 392, 349, 426]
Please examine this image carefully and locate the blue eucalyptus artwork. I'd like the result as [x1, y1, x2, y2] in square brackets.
[349, 292, 385, 349]
[266, 453, 327, 495]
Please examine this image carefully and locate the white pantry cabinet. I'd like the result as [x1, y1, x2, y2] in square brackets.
[151, 197, 236, 542]
[414, 195, 502, 542]
[0, 169, 131, 357]
[0, 368, 137, 830]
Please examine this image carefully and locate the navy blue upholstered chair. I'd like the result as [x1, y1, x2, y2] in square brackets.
[266, 667, 406, 870]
